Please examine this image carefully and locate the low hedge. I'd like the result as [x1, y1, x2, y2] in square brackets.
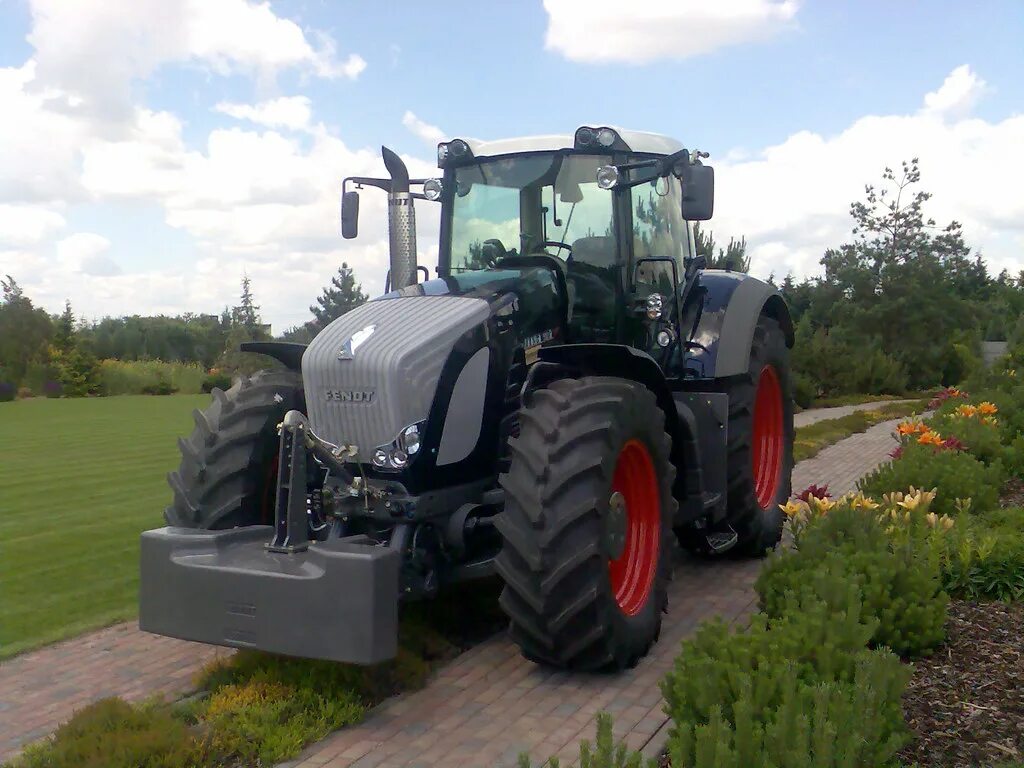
[859, 442, 1002, 516]
[757, 500, 947, 657]
[96, 359, 205, 396]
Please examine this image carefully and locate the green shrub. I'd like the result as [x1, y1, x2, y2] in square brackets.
[792, 371, 816, 409]
[140, 371, 177, 396]
[930, 412, 1004, 465]
[859, 442, 1003, 516]
[97, 359, 204, 396]
[10, 698, 197, 768]
[661, 593, 909, 768]
[940, 509, 1024, 602]
[666, 654, 908, 768]
[758, 505, 947, 656]
[517, 713, 655, 768]
[52, 347, 101, 397]
[201, 371, 233, 393]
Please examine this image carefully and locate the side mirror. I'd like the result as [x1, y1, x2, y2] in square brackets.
[341, 190, 360, 239]
[681, 164, 714, 221]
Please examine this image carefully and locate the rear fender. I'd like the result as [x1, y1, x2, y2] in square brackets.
[533, 344, 712, 521]
[688, 271, 793, 379]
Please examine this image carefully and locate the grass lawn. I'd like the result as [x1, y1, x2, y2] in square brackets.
[0, 395, 207, 659]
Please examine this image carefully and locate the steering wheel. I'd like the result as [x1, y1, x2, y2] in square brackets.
[538, 240, 573, 258]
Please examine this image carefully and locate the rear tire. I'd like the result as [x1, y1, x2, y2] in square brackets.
[496, 377, 675, 671]
[722, 316, 794, 555]
[165, 370, 304, 529]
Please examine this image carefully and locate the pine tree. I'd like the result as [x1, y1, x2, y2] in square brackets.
[2, 274, 25, 304]
[55, 300, 76, 353]
[693, 223, 751, 272]
[310, 262, 367, 329]
[231, 276, 262, 333]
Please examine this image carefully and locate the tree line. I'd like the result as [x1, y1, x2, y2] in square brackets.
[0, 264, 367, 398]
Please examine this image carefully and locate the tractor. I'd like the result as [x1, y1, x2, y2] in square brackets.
[139, 126, 794, 671]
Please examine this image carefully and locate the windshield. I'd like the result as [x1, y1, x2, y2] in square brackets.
[448, 153, 615, 272]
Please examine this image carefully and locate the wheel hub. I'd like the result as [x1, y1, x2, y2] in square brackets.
[604, 491, 628, 560]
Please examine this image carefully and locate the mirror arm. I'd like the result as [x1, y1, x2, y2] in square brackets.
[343, 176, 391, 194]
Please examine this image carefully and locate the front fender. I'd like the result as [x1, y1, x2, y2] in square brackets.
[688, 271, 793, 379]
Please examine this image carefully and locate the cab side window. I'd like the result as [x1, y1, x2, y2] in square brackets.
[631, 178, 687, 296]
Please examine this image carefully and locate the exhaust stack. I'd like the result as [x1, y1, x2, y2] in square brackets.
[381, 146, 417, 290]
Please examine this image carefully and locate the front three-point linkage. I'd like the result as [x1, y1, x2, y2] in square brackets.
[266, 410, 358, 553]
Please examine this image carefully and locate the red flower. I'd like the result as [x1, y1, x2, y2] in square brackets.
[941, 436, 965, 451]
[889, 446, 904, 460]
[796, 483, 831, 502]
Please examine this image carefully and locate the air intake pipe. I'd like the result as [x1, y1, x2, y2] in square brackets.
[381, 146, 417, 290]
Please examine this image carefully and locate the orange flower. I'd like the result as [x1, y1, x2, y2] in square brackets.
[896, 421, 919, 436]
[917, 430, 944, 446]
[954, 404, 978, 418]
[978, 402, 998, 416]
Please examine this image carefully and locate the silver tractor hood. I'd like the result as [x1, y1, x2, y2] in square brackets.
[302, 295, 491, 461]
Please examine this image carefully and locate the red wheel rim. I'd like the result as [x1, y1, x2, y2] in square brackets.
[608, 440, 661, 617]
[752, 365, 784, 509]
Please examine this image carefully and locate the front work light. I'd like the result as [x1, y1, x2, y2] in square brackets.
[423, 179, 443, 201]
[437, 139, 472, 168]
[596, 165, 620, 190]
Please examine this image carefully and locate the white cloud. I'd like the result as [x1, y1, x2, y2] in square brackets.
[56, 232, 121, 276]
[712, 65, 1024, 283]
[215, 96, 313, 131]
[543, 0, 799, 63]
[0, 204, 66, 247]
[27, 0, 362, 121]
[922, 64, 987, 120]
[402, 111, 445, 144]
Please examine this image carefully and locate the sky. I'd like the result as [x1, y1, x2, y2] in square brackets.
[0, 0, 1022, 332]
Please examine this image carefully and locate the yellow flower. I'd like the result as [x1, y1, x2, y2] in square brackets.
[954, 404, 978, 418]
[978, 402, 998, 416]
[940, 515, 955, 531]
[924, 512, 938, 528]
[982, 416, 999, 427]
[779, 499, 806, 518]
[899, 494, 924, 511]
[851, 494, 880, 511]
[917, 430, 944, 446]
[809, 496, 836, 515]
[1008, 369, 1017, 377]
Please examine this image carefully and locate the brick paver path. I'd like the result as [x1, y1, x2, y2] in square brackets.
[0, 419, 903, 766]
[0, 624, 230, 761]
[793, 399, 909, 428]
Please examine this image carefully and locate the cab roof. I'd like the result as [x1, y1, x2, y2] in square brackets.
[459, 128, 684, 159]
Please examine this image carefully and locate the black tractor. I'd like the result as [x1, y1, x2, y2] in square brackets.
[140, 126, 794, 671]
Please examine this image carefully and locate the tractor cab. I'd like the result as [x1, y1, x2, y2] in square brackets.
[343, 127, 715, 371]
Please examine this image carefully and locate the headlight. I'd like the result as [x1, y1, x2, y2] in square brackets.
[596, 127, 617, 147]
[372, 421, 425, 471]
[596, 165, 620, 190]
[423, 179, 443, 201]
[646, 294, 664, 320]
[399, 423, 422, 455]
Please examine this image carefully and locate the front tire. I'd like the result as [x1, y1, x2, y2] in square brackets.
[722, 317, 794, 555]
[495, 377, 676, 671]
[165, 370, 304, 529]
